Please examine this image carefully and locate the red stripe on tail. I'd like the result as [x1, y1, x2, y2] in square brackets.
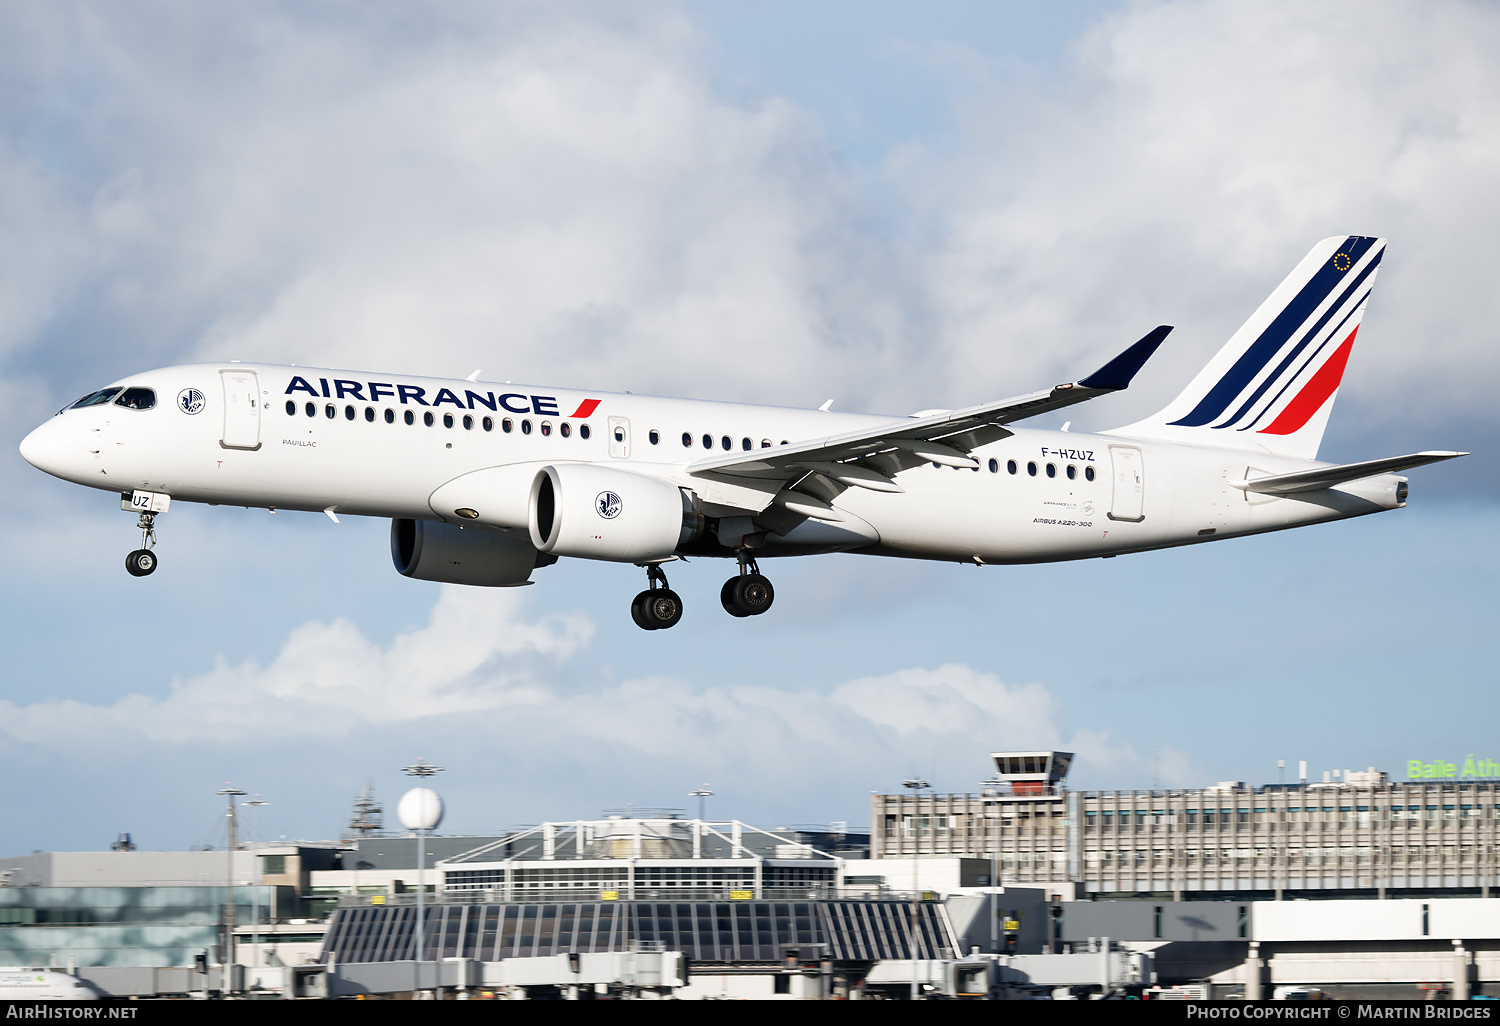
[1258, 328, 1358, 436]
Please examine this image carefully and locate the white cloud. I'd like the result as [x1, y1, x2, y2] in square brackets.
[0, 1, 913, 416]
[0, 586, 591, 743]
[4, 0, 1496, 451]
[907, 0, 1500, 427]
[0, 584, 1188, 789]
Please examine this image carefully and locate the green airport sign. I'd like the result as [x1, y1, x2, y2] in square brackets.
[1407, 756, 1499, 779]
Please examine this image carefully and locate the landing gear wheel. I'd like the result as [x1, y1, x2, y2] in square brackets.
[125, 549, 157, 577]
[729, 573, 774, 616]
[633, 588, 683, 630]
[631, 590, 656, 630]
[720, 578, 750, 617]
[631, 562, 684, 630]
[126, 509, 161, 578]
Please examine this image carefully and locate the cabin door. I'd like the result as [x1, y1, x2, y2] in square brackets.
[1106, 445, 1144, 522]
[220, 369, 262, 451]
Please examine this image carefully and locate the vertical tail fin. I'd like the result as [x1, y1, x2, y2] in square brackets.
[1110, 236, 1385, 459]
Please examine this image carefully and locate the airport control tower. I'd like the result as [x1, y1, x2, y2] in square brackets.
[989, 751, 1074, 796]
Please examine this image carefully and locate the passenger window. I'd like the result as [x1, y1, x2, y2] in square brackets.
[443, 413, 454, 428]
[579, 424, 590, 439]
[385, 409, 395, 424]
[522, 419, 532, 435]
[306, 402, 317, 417]
[1085, 466, 1095, 482]
[741, 437, 751, 451]
[285, 400, 296, 416]
[560, 422, 571, 437]
[761, 439, 771, 448]
[502, 418, 513, 433]
[70, 388, 123, 409]
[721, 436, 731, 451]
[1066, 464, 1076, 480]
[682, 432, 693, 447]
[1046, 463, 1056, 478]
[1008, 460, 1017, 474]
[482, 416, 493, 432]
[541, 421, 552, 437]
[989, 459, 999, 473]
[613, 426, 624, 442]
[421, 411, 433, 426]
[1027, 461, 1037, 476]
[325, 404, 336, 419]
[345, 405, 356, 421]
[365, 407, 375, 423]
[648, 430, 659, 445]
[404, 410, 415, 425]
[462, 414, 473, 430]
[702, 434, 712, 449]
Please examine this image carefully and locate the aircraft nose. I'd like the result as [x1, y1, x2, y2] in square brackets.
[19, 417, 84, 481]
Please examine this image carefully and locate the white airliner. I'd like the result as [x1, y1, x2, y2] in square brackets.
[20, 236, 1464, 629]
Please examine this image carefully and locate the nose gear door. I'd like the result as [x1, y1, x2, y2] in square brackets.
[220, 369, 262, 450]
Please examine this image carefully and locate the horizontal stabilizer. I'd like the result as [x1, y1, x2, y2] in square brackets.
[1229, 451, 1467, 495]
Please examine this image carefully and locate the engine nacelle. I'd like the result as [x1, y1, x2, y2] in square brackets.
[391, 518, 546, 587]
[528, 464, 701, 561]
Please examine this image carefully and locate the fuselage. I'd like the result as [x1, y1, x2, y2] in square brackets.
[19, 362, 1406, 567]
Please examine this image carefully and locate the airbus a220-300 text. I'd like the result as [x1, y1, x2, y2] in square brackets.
[20, 237, 1465, 629]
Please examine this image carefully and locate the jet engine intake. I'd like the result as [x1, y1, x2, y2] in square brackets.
[391, 518, 546, 587]
[528, 464, 701, 561]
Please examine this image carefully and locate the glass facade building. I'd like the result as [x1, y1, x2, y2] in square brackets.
[0, 887, 273, 967]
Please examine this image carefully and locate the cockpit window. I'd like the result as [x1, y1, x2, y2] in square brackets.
[113, 387, 157, 411]
[69, 388, 122, 409]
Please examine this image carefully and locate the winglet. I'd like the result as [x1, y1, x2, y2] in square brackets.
[1077, 326, 1172, 391]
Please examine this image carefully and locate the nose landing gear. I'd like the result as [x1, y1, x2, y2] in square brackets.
[125, 511, 159, 577]
[631, 563, 683, 630]
[721, 553, 774, 618]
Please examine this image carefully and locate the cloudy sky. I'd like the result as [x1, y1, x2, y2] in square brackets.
[1, 1, 1495, 853]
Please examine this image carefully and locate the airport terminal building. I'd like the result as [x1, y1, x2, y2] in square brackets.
[5, 758, 1500, 998]
[871, 752, 1500, 901]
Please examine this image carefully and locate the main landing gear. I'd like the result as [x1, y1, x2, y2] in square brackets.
[627, 555, 776, 630]
[721, 553, 774, 618]
[125, 511, 159, 578]
[631, 563, 683, 631]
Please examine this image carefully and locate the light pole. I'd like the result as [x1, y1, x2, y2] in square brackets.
[689, 785, 713, 822]
[399, 759, 444, 980]
[902, 776, 928, 1001]
[242, 797, 269, 969]
[217, 784, 247, 989]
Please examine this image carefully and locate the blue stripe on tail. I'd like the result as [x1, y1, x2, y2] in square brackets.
[1217, 251, 1381, 429]
[1168, 236, 1377, 428]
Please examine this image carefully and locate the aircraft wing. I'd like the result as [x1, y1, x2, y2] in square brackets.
[1229, 451, 1467, 495]
[688, 327, 1171, 494]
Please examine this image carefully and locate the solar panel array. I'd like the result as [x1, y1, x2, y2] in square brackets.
[322, 899, 955, 964]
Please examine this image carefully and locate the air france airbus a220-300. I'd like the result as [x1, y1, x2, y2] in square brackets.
[19, 236, 1466, 630]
